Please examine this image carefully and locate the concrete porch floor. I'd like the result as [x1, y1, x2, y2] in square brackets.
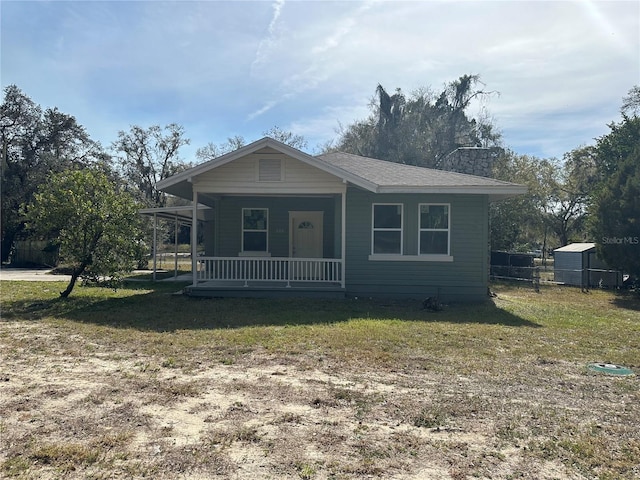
[183, 280, 345, 299]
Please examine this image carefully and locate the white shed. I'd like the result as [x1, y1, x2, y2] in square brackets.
[553, 243, 622, 287]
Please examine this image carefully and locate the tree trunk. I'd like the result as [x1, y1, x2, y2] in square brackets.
[1, 221, 24, 263]
[60, 263, 87, 298]
[559, 226, 569, 248]
[542, 225, 548, 268]
[1, 234, 14, 263]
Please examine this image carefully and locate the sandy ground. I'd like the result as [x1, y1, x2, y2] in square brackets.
[2, 280, 637, 479]
[0, 319, 596, 480]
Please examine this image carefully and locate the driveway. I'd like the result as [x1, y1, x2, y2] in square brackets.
[0, 268, 188, 282]
[0, 268, 72, 282]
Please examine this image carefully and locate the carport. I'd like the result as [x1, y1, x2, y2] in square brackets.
[138, 204, 210, 281]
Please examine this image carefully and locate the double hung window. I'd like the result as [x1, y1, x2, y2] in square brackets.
[242, 208, 268, 252]
[372, 204, 403, 254]
[419, 204, 449, 255]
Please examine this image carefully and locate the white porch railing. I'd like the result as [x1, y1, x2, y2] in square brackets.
[196, 257, 343, 287]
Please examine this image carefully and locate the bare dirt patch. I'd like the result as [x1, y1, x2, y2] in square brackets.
[0, 325, 596, 479]
[1, 284, 639, 479]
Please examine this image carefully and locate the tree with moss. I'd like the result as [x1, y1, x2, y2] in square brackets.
[331, 75, 500, 167]
[112, 123, 190, 207]
[26, 169, 142, 297]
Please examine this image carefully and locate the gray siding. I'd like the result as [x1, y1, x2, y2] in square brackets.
[553, 249, 620, 287]
[344, 187, 489, 302]
[214, 196, 338, 258]
[554, 251, 586, 285]
[203, 208, 216, 256]
[204, 189, 492, 301]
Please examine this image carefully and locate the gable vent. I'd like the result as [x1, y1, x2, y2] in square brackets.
[258, 158, 282, 182]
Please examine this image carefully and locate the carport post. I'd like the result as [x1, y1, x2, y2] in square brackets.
[174, 213, 178, 279]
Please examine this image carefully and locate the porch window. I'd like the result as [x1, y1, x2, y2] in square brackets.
[242, 208, 268, 252]
[419, 204, 449, 255]
[372, 204, 403, 254]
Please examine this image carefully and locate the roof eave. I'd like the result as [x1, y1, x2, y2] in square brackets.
[156, 137, 275, 191]
[156, 137, 382, 195]
[375, 186, 528, 196]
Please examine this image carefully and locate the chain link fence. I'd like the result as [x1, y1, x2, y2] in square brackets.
[490, 263, 627, 291]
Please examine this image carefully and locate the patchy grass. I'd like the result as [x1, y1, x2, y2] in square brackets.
[126, 268, 192, 281]
[1, 280, 639, 479]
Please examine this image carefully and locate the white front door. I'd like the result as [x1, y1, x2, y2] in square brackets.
[289, 211, 323, 258]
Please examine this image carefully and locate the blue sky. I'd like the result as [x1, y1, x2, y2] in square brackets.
[2, 0, 638, 161]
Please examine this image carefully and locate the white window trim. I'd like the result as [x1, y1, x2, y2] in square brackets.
[368, 254, 453, 262]
[418, 203, 451, 257]
[371, 203, 403, 256]
[241, 208, 269, 253]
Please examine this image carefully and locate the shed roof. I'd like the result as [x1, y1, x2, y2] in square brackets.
[554, 243, 596, 253]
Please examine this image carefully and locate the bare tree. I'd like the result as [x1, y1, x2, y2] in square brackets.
[113, 124, 190, 207]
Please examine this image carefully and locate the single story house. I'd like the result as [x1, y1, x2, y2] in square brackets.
[153, 137, 526, 301]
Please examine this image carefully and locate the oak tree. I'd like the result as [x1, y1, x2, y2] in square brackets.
[1, 85, 104, 262]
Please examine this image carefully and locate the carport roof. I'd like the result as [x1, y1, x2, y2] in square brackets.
[138, 204, 210, 223]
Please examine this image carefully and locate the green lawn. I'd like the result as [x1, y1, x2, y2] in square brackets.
[1, 280, 639, 479]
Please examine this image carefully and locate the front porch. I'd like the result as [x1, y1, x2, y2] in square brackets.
[144, 139, 354, 298]
[185, 256, 345, 298]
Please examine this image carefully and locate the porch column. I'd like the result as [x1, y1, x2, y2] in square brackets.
[191, 191, 198, 287]
[152, 213, 157, 282]
[174, 213, 178, 280]
[341, 189, 346, 289]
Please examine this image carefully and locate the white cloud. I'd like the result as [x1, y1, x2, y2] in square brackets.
[310, 0, 376, 55]
[2, 0, 638, 160]
[269, 0, 286, 35]
[251, 0, 286, 72]
[247, 101, 278, 121]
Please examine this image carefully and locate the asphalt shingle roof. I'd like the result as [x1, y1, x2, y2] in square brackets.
[316, 151, 518, 189]
[157, 137, 526, 199]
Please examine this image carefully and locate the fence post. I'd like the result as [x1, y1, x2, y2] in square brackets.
[533, 266, 540, 292]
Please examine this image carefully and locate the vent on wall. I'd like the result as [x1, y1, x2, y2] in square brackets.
[258, 158, 282, 181]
